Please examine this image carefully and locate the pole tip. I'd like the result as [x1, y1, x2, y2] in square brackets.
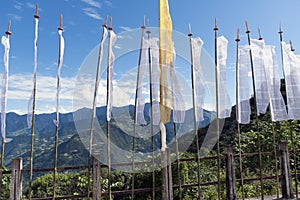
[235, 28, 240, 42]
[58, 15, 63, 31]
[5, 20, 12, 35]
[141, 16, 146, 29]
[102, 16, 108, 28]
[278, 23, 283, 34]
[188, 24, 192, 37]
[213, 18, 218, 31]
[290, 40, 295, 52]
[258, 27, 263, 40]
[34, 4, 40, 18]
[245, 21, 250, 33]
[108, 17, 113, 30]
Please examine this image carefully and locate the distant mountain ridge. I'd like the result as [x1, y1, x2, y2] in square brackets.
[2, 103, 215, 170]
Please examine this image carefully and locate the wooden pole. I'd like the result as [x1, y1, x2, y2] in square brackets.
[213, 19, 222, 200]
[188, 24, 202, 199]
[245, 21, 264, 199]
[86, 16, 108, 198]
[146, 28, 157, 200]
[29, 5, 40, 199]
[106, 17, 113, 200]
[278, 26, 299, 198]
[225, 145, 236, 200]
[279, 141, 294, 198]
[92, 154, 101, 200]
[52, 15, 64, 200]
[10, 158, 22, 200]
[131, 18, 146, 199]
[0, 21, 12, 199]
[235, 28, 245, 200]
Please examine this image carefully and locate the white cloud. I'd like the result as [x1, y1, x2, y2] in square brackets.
[81, 0, 101, 8]
[82, 8, 102, 20]
[104, 0, 112, 7]
[119, 26, 134, 32]
[26, 2, 35, 9]
[7, 13, 22, 21]
[14, 1, 23, 10]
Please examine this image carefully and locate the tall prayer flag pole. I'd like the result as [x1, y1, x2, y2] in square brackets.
[86, 16, 108, 198]
[213, 19, 222, 200]
[0, 20, 12, 199]
[279, 26, 298, 198]
[52, 15, 65, 200]
[188, 25, 202, 199]
[106, 17, 115, 200]
[28, 5, 40, 199]
[131, 17, 146, 199]
[1, 21, 12, 166]
[235, 28, 245, 200]
[245, 21, 264, 199]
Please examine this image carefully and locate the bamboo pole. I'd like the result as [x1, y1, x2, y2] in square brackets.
[188, 24, 202, 199]
[147, 28, 158, 200]
[257, 27, 280, 199]
[213, 19, 222, 200]
[235, 28, 245, 200]
[86, 16, 108, 198]
[106, 17, 113, 200]
[52, 15, 64, 200]
[278, 26, 299, 198]
[0, 20, 12, 199]
[28, 5, 40, 199]
[288, 40, 298, 198]
[131, 17, 146, 199]
[245, 21, 264, 199]
[146, 28, 157, 200]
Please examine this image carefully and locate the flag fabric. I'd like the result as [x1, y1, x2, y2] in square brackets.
[93, 27, 108, 118]
[54, 29, 65, 127]
[191, 37, 206, 122]
[149, 38, 160, 126]
[263, 45, 288, 121]
[237, 46, 251, 124]
[106, 29, 117, 122]
[217, 36, 232, 118]
[282, 41, 300, 120]
[250, 39, 269, 115]
[159, 0, 173, 123]
[160, 122, 167, 151]
[1, 35, 12, 143]
[170, 50, 185, 123]
[27, 18, 39, 128]
[136, 38, 148, 125]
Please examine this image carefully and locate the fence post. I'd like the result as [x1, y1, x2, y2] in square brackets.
[225, 144, 236, 200]
[10, 157, 22, 200]
[279, 140, 294, 199]
[92, 155, 101, 200]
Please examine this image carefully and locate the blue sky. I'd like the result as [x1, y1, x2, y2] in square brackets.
[1, 0, 300, 114]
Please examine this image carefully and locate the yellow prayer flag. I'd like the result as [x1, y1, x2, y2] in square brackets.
[159, 0, 173, 123]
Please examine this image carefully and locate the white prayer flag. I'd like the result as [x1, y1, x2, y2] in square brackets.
[106, 30, 117, 122]
[93, 27, 108, 118]
[217, 36, 232, 118]
[237, 46, 251, 124]
[264, 45, 288, 121]
[192, 37, 206, 122]
[136, 38, 148, 125]
[170, 51, 185, 123]
[1, 36, 12, 143]
[27, 18, 39, 128]
[250, 39, 269, 115]
[54, 29, 65, 127]
[282, 41, 300, 120]
[149, 38, 160, 126]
